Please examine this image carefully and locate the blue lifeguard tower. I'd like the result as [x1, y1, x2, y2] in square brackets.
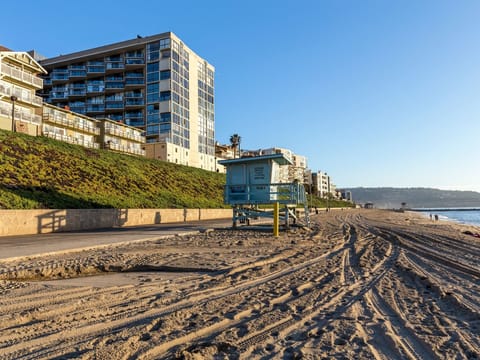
[219, 154, 310, 229]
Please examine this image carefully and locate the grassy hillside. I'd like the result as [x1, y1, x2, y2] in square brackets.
[0, 130, 227, 209]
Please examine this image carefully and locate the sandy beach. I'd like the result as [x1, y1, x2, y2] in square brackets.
[0, 209, 479, 359]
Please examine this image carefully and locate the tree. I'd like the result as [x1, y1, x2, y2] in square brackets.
[230, 133, 241, 158]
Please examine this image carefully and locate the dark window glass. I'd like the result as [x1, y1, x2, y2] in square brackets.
[147, 63, 159, 72]
[160, 91, 171, 101]
[160, 70, 171, 80]
[160, 112, 171, 122]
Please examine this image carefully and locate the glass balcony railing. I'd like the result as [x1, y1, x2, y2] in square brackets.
[106, 102, 124, 109]
[87, 85, 105, 93]
[42, 112, 100, 134]
[51, 92, 69, 99]
[125, 58, 145, 65]
[125, 98, 144, 106]
[86, 105, 105, 112]
[125, 78, 144, 85]
[69, 70, 86, 77]
[51, 74, 69, 81]
[87, 66, 105, 73]
[105, 82, 124, 89]
[69, 106, 86, 114]
[69, 65, 86, 70]
[106, 63, 125, 70]
[69, 89, 86, 96]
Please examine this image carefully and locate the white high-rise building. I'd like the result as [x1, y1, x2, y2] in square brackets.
[37, 32, 216, 170]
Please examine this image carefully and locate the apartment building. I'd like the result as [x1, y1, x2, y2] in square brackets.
[260, 147, 308, 183]
[0, 49, 46, 135]
[312, 171, 331, 198]
[37, 32, 215, 170]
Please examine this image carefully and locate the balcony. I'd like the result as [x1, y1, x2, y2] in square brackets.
[43, 131, 100, 149]
[125, 98, 144, 107]
[51, 91, 69, 100]
[51, 73, 69, 83]
[0, 63, 43, 89]
[86, 61, 105, 74]
[69, 106, 86, 114]
[105, 126, 145, 143]
[69, 70, 86, 79]
[125, 58, 145, 70]
[105, 102, 124, 110]
[125, 78, 145, 87]
[87, 66, 105, 73]
[105, 82, 124, 91]
[86, 85, 105, 93]
[0, 103, 42, 125]
[68, 89, 86, 97]
[43, 112, 100, 135]
[105, 141, 145, 156]
[86, 104, 105, 113]
[105, 62, 125, 72]
[0, 81, 43, 107]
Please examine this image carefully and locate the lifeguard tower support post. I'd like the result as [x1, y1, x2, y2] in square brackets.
[219, 154, 310, 229]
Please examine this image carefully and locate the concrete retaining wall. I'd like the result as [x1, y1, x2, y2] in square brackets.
[0, 208, 232, 236]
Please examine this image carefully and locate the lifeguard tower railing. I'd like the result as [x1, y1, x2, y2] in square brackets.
[224, 182, 307, 205]
[224, 182, 310, 228]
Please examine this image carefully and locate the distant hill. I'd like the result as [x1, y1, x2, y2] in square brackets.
[344, 187, 480, 209]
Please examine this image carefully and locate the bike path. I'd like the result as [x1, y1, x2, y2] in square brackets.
[0, 219, 233, 261]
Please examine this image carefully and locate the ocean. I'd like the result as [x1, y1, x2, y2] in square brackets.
[417, 209, 480, 227]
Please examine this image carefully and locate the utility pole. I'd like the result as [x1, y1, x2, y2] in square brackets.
[10, 95, 18, 132]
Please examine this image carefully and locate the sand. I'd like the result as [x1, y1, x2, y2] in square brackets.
[0, 209, 479, 359]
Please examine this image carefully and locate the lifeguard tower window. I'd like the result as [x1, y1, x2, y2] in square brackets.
[219, 154, 310, 228]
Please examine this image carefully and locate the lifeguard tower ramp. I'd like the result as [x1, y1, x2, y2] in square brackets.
[219, 154, 310, 228]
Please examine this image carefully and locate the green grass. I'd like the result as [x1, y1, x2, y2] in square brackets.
[0, 130, 227, 209]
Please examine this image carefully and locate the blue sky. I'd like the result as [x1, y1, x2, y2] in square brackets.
[2, 0, 480, 192]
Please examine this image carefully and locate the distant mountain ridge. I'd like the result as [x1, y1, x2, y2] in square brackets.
[344, 187, 480, 209]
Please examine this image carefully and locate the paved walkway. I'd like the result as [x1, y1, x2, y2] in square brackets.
[0, 219, 233, 261]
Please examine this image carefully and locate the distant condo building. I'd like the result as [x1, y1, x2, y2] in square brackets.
[0, 49, 46, 135]
[36, 32, 216, 170]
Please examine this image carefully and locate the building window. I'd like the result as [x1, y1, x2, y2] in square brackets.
[160, 91, 171, 101]
[160, 38, 171, 49]
[160, 70, 171, 80]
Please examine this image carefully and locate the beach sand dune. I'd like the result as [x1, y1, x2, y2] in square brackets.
[0, 209, 479, 359]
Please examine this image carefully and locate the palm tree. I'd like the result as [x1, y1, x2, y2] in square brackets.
[230, 133, 241, 158]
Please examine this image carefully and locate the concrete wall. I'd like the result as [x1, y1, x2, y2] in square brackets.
[0, 208, 232, 237]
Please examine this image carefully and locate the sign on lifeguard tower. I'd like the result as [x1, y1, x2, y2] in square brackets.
[219, 154, 310, 229]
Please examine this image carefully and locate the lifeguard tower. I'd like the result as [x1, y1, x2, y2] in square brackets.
[219, 153, 310, 229]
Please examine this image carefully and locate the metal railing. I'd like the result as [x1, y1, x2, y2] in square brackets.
[224, 182, 307, 206]
[104, 126, 144, 142]
[105, 141, 145, 155]
[42, 113, 100, 134]
[43, 131, 99, 149]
